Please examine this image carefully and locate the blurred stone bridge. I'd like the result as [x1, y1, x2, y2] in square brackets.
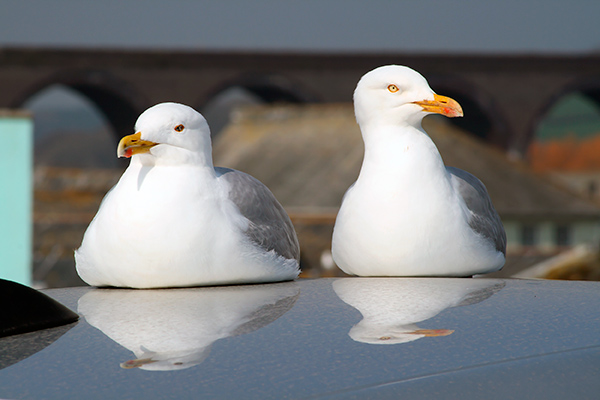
[2, 47, 600, 156]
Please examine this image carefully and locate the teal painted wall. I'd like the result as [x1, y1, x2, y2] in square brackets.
[0, 111, 33, 285]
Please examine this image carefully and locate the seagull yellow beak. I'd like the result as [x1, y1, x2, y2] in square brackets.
[413, 94, 463, 118]
[117, 132, 159, 158]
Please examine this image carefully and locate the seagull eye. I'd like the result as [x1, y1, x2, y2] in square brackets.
[387, 84, 399, 93]
[174, 124, 185, 132]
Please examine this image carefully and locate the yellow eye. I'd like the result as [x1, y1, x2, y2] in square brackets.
[388, 84, 399, 93]
[174, 124, 185, 132]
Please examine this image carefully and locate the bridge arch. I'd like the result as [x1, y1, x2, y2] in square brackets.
[13, 69, 146, 140]
[428, 75, 511, 149]
[199, 72, 320, 106]
[198, 73, 321, 135]
[526, 76, 600, 153]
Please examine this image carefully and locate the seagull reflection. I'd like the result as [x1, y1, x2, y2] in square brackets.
[78, 282, 299, 371]
[333, 278, 504, 345]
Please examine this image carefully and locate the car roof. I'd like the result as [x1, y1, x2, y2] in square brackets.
[1, 277, 600, 399]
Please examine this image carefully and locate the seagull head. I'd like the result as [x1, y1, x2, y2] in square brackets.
[353, 65, 463, 129]
[117, 102, 213, 166]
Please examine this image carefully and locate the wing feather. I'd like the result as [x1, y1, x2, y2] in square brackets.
[216, 167, 300, 261]
[447, 166, 506, 255]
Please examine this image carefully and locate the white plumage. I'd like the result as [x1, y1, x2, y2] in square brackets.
[332, 66, 506, 277]
[76, 102, 300, 288]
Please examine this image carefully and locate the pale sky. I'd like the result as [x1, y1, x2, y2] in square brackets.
[1, 0, 599, 54]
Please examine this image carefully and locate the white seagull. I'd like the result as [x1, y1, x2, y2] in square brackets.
[332, 65, 506, 277]
[75, 102, 300, 288]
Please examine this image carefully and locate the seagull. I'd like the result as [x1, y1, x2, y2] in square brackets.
[75, 102, 300, 288]
[332, 65, 506, 277]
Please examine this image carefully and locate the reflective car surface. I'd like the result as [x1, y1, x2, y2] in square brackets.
[1, 278, 599, 399]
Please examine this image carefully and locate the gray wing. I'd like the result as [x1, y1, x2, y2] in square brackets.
[216, 167, 300, 261]
[447, 166, 506, 255]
